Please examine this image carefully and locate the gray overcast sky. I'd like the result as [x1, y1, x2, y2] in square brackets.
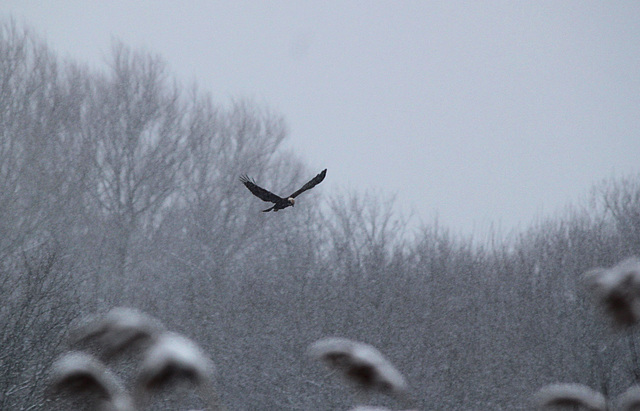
[5, 1, 640, 237]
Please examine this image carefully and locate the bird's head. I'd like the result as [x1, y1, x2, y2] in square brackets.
[288, 197, 295, 206]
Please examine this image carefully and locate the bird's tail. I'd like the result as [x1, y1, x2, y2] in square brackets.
[262, 205, 275, 212]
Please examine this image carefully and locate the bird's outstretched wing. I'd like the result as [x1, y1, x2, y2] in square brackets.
[240, 175, 283, 203]
[288, 169, 327, 199]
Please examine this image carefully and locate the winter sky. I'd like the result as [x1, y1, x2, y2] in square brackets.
[4, 1, 640, 238]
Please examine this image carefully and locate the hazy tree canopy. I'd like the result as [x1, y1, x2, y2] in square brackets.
[1, 20, 640, 410]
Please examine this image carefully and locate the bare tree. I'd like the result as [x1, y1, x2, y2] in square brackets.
[0, 242, 81, 410]
[325, 190, 407, 278]
[0, 20, 71, 256]
[597, 174, 640, 257]
[180, 95, 296, 271]
[78, 42, 186, 291]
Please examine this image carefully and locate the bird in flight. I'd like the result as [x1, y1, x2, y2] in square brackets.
[240, 169, 327, 212]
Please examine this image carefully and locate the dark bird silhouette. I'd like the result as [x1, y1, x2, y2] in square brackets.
[240, 169, 327, 212]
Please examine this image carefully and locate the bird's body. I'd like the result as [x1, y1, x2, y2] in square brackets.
[261, 197, 295, 213]
[240, 169, 327, 212]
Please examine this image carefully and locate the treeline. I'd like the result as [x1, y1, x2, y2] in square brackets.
[1, 20, 638, 410]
